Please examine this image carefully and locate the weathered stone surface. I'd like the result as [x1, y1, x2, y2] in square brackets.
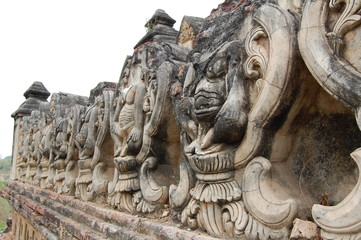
[290, 219, 319, 240]
[1, 181, 217, 240]
[177, 16, 205, 49]
[135, 9, 178, 49]
[5, 1, 361, 240]
[12, 81, 50, 118]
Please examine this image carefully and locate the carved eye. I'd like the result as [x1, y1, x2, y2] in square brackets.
[150, 81, 157, 91]
[206, 59, 227, 78]
[231, 60, 238, 67]
[206, 66, 216, 78]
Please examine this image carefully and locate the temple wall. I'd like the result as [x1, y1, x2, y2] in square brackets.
[2, 1, 361, 239]
[12, 212, 46, 240]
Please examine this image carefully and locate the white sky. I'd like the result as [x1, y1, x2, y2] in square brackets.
[0, 0, 222, 158]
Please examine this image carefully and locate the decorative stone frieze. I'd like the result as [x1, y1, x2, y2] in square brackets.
[3, 1, 361, 239]
[299, 0, 361, 239]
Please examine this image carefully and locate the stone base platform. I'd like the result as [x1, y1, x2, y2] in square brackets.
[1, 181, 217, 240]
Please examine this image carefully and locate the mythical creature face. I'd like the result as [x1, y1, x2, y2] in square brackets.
[193, 41, 244, 125]
[194, 56, 228, 121]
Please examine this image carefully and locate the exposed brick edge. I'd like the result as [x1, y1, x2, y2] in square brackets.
[2, 181, 218, 240]
[2, 183, 107, 240]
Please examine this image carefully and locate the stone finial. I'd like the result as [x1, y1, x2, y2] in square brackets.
[145, 9, 176, 29]
[23, 81, 50, 101]
[134, 9, 178, 49]
[88, 81, 117, 104]
[12, 81, 51, 119]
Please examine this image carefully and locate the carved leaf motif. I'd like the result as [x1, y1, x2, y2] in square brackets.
[94, 91, 112, 162]
[313, 148, 361, 235]
[328, 0, 361, 52]
[222, 201, 249, 236]
[235, 4, 297, 167]
[243, 157, 297, 229]
[169, 160, 195, 209]
[136, 62, 172, 164]
[321, 230, 361, 240]
[244, 26, 269, 80]
[181, 198, 200, 229]
[91, 162, 109, 195]
[139, 157, 168, 211]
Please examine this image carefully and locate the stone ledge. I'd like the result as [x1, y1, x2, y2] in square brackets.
[1, 181, 218, 240]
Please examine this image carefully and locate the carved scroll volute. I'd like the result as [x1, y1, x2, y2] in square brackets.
[299, 0, 361, 111]
[328, 0, 361, 54]
[63, 105, 83, 195]
[136, 61, 174, 211]
[244, 26, 268, 81]
[93, 91, 112, 166]
[243, 157, 297, 229]
[136, 67, 160, 164]
[91, 91, 113, 196]
[139, 157, 168, 204]
[300, 0, 361, 238]
[312, 148, 361, 237]
[235, 4, 297, 168]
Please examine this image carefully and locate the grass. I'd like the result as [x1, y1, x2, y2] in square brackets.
[0, 179, 12, 232]
[0, 221, 6, 232]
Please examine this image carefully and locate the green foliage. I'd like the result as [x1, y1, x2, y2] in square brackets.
[0, 156, 13, 233]
[145, 18, 154, 32]
[0, 156, 11, 174]
[0, 181, 12, 232]
[0, 220, 6, 232]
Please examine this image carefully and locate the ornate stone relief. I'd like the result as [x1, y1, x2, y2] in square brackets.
[137, 42, 188, 213]
[38, 109, 53, 188]
[108, 54, 146, 212]
[27, 111, 41, 184]
[108, 40, 188, 213]
[63, 104, 83, 196]
[75, 90, 113, 201]
[170, 4, 298, 239]
[300, 0, 361, 239]
[9, 3, 361, 240]
[47, 93, 88, 193]
[17, 116, 30, 182]
[327, 0, 361, 54]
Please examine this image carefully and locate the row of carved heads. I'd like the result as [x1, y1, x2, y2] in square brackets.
[13, 2, 361, 239]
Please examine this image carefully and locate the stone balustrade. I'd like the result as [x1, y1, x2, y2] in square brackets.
[3, 1, 361, 239]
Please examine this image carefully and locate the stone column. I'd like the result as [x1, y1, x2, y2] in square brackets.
[11, 81, 50, 181]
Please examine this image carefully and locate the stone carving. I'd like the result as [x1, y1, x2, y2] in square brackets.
[108, 55, 146, 212]
[299, 0, 361, 110]
[75, 90, 113, 201]
[327, 0, 361, 54]
[300, 0, 361, 239]
[15, 119, 24, 181]
[17, 116, 30, 182]
[7, 2, 361, 240]
[235, 4, 298, 167]
[90, 90, 115, 203]
[136, 42, 189, 213]
[108, 10, 185, 213]
[177, 16, 205, 49]
[27, 111, 41, 184]
[52, 111, 69, 194]
[62, 105, 82, 195]
[75, 98, 101, 200]
[171, 4, 298, 239]
[47, 93, 88, 193]
[38, 109, 53, 188]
